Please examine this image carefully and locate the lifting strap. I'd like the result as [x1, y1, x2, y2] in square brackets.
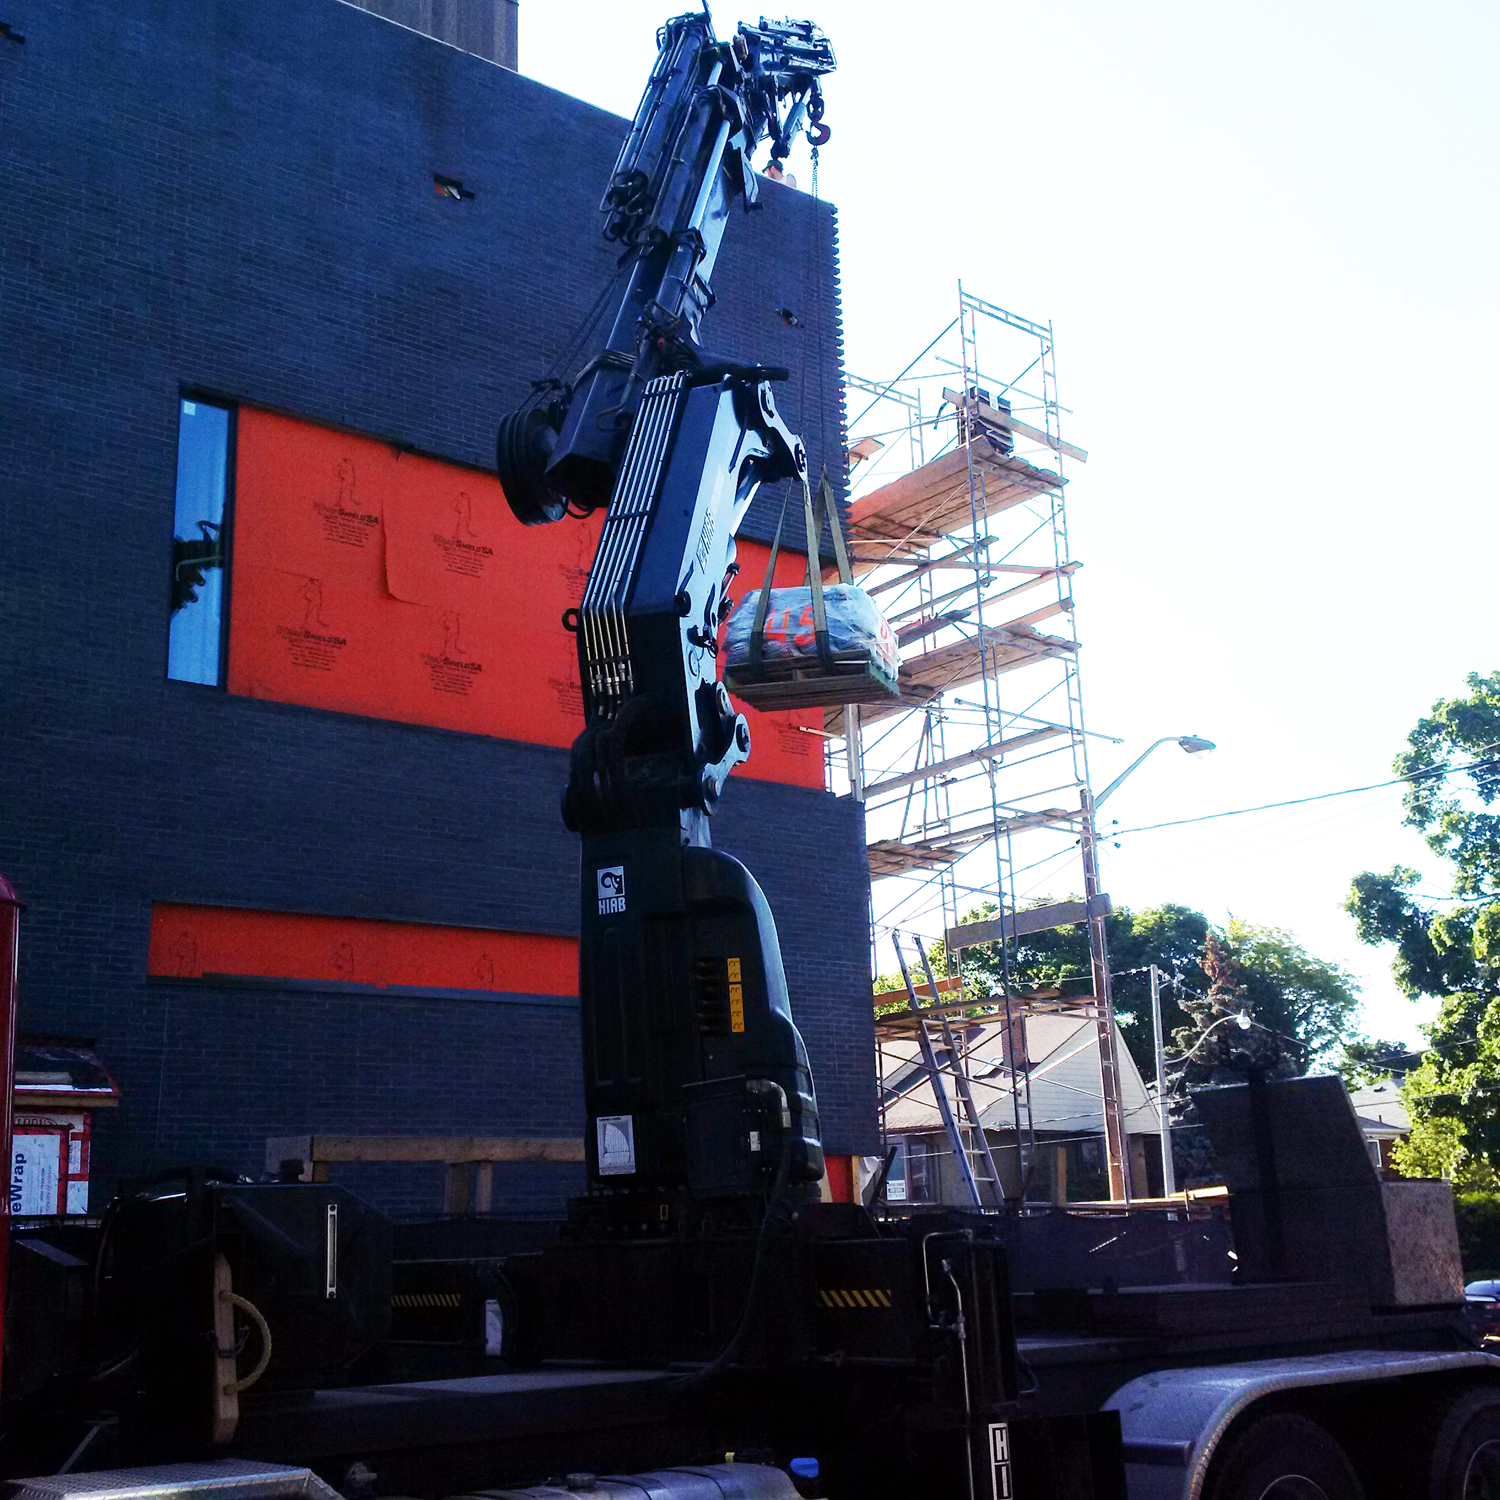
[748, 469, 852, 675]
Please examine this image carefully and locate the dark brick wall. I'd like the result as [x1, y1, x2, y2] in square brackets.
[0, 0, 874, 1216]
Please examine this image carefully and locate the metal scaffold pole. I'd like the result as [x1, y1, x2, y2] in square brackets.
[847, 282, 1133, 1207]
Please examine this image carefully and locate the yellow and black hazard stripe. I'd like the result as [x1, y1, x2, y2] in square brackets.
[816, 1288, 894, 1309]
[392, 1292, 463, 1309]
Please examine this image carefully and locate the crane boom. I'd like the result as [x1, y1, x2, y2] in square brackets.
[494, 14, 837, 1220]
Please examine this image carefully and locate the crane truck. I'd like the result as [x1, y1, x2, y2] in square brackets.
[5, 12, 1500, 1500]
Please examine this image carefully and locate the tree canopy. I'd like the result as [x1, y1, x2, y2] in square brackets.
[955, 901, 1361, 1086]
[1346, 670, 1500, 1182]
[874, 900, 1362, 1188]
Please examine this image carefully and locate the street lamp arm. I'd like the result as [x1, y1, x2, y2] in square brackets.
[1092, 733, 1216, 811]
[1093, 737, 1180, 810]
[1164, 1009, 1252, 1071]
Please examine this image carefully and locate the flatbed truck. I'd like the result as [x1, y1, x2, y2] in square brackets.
[5, 14, 1497, 1499]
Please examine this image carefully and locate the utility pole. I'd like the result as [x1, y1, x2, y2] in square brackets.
[1079, 788, 1130, 1201]
[1150, 964, 1177, 1196]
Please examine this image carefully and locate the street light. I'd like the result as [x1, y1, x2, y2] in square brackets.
[1081, 732, 1214, 1202]
[1094, 735, 1217, 810]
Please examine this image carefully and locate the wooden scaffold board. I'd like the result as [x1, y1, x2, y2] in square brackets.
[829, 600, 1077, 736]
[846, 435, 1064, 574]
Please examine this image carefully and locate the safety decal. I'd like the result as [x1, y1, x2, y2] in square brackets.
[816, 1288, 893, 1308]
[597, 1114, 636, 1176]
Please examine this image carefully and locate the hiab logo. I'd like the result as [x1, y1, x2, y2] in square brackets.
[597, 866, 626, 915]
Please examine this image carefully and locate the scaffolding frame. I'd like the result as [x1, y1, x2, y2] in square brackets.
[842, 284, 1131, 1204]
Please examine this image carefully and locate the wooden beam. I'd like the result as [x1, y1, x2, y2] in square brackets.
[265, 1134, 585, 1172]
[873, 989, 1097, 1033]
[866, 538, 996, 596]
[909, 973, 963, 1002]
[946, 894, 1113, 952]
[864, 726, 1067, 799]
[882, 564, 1074, 633]
[867, 839, 970, 877]
[942, 387, 1089, 465]
[846, 441, 1065, 567]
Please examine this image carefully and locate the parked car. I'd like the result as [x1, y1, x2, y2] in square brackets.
[1464, 1279, 1500, 1342]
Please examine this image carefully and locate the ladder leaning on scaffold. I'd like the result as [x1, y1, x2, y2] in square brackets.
[891, 930, 1005, 1211]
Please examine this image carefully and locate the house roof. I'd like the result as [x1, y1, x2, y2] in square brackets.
[880, 1011, 1160, 1139]
[1346, 1077, 1410, 1133]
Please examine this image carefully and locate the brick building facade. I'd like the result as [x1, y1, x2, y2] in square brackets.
[0, 0, 876, 1214]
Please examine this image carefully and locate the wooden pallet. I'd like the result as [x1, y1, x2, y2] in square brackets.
[727, 647, 900, 712]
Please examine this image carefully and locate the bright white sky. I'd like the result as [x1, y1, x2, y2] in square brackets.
[523, 1, 1499, 1049]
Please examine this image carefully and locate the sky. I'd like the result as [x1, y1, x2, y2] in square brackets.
[521, 2, 1500, 1049]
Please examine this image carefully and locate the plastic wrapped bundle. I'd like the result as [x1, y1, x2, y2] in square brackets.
[724, 583, 901, 710]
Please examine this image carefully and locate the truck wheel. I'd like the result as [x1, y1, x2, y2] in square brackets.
[1428, 1388, 1500, 1499]
[1206, 1413, 1364, 1500]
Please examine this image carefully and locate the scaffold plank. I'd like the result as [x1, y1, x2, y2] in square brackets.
[845, 435, 1064, 574]
[827, 610, 1077, 734]
[893, 580, 1075, 647]
[945, 893, 1114, 952]
[873, 992, 1102, 1039]
[942, 806, 1078, 840]
[862, 725, 1067, 800]
[867, 839, 970, 877]
[870, 807, 1078, 858]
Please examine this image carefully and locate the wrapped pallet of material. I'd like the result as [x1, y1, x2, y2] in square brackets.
[724, 583, 901, 710]
[724, 472, 904, 710]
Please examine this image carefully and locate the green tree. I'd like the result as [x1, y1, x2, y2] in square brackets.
[1338, 1035, 1421, 1087]
[1171, 930, 1288, 1088]
[958, 901, 1207, 1081]
[1346, 671, 1500, 1183]
[959, 901, 1359, 1086]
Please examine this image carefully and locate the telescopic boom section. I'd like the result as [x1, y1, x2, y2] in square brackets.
[494, 16, 836, 1208]
[497, 14, 835, 525]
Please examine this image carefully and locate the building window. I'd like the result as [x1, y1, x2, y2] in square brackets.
[907, 1138, 939, 1203]
[168, 398, 232, 685]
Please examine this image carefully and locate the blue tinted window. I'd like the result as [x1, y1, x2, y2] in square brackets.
[167, 399, 230, 685]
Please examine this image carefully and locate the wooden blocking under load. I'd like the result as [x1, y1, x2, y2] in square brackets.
[265, 1135, 586, 1216]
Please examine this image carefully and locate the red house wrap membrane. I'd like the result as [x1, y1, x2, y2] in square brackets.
[147, 903, 578, 997]
[227, 409, 823, 787]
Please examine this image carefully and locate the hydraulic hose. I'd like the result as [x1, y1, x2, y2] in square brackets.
[669, 1100, 797, 1390]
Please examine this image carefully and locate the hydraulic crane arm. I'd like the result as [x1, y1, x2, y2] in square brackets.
[495, 13, 836, 1217]
[497, 13, 834, 523]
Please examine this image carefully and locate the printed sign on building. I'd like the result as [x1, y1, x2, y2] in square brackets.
[11, 1126, 68, 1216]
[15, 1112, 90, 1214]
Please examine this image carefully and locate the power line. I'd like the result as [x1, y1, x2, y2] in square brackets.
[1107, 751, 1500, 841]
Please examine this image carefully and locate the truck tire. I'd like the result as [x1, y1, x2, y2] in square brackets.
[1428, 1387, 1500, 1499]
[1205, 1413, 1364, 1500]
